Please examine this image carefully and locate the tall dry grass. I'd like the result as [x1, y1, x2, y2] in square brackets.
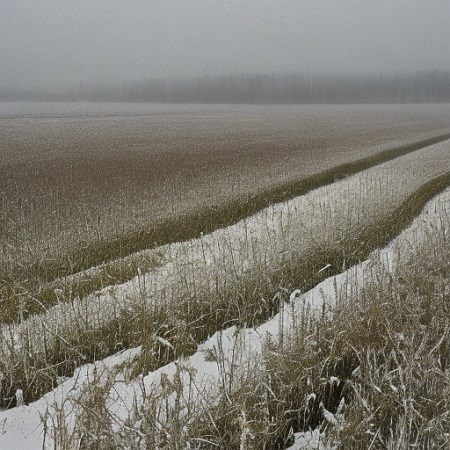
[37, 187, 450, 450]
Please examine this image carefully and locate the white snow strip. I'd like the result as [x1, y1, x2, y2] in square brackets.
[286, 430, 326, 450]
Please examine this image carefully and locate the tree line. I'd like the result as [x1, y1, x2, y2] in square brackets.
[2, 71, 449, 103]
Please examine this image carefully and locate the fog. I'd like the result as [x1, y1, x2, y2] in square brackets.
[1, 0, 449, 99]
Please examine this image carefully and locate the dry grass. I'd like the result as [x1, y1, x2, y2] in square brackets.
[1, 131, 450, 323]
[39, 187, 450, 450]
[1, 104, 450, 447]
[1, 138, 449, 408]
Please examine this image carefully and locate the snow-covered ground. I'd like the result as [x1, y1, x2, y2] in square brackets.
[0, 177, 448, 449]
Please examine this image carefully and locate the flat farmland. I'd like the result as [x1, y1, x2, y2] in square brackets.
[2, 103, 450, 280]
[1, 102, 450, 448]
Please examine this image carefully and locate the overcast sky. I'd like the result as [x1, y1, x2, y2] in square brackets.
[1, 0, 449, 89]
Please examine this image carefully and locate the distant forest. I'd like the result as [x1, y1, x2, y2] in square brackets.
[2, 71, 450, 103]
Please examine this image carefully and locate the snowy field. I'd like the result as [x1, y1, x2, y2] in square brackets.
[1, 140, 449, 407]
[1, 102, 450, 448]
[0, 180, 448, 449]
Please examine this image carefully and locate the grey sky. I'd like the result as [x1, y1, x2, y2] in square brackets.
[1, 0, 449, 89]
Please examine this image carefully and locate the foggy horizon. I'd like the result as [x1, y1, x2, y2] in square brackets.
[1, 0, 449, 93]
[2, 71, 449, 104]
